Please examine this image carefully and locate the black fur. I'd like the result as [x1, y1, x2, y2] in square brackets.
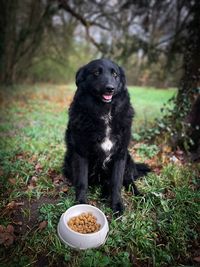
[63, 59, 150, 214]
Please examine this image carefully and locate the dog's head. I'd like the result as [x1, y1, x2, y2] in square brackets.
[75, 59, 126, 103]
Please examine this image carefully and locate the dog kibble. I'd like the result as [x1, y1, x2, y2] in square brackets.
[67, 213, 101, 234]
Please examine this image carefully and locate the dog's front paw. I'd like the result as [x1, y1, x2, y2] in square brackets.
[112, 200, 124, 215]
[76, 196, 88, 204]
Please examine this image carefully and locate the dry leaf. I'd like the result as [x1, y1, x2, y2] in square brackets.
[61, 185, 68, 193]
[3, 201, 24, 216]
[35, 163, 42, 172]
[28, 176, 38, 188]
[13, 221, 23, 226]
[27, 184, 35, 190]
[6, 201, 16, 209]
[29, 155, 37, 163]
[3, 233, 15, 247]
[152, 166, 162, 175]
[38, 221, 48, 230]
[0, 225, 16, 247]
[162, 145, 172, 153]
[16, 153, 24, 160]
[53, 175, 64, 186]
[194, 256, 200, 263]
[6, 201, 24, 210]
[31, 176, 38, 183]
[6, 225, 14, 233]
[89, 200, 97, 206]
[8, 178, 16, 185]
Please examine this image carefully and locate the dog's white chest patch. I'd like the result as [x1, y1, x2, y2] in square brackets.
[100, 113, 114, 167]
[101, 128, 113, 152]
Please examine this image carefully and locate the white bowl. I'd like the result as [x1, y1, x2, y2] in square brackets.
[57, 204, 109, 250]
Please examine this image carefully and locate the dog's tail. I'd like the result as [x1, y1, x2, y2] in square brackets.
[134, 162, 151, 180]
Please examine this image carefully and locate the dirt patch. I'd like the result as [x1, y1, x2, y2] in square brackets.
[10, 196, 58, 235]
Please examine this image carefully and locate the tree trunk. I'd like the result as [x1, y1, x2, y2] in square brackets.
[176, 0, 200, 110]
[0, 0, 18, 85]
[170, 0, 200, 157]
[186, 94, 200, 160]
[0, 0, 53, 85]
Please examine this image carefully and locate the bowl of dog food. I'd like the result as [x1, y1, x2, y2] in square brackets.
[57, 204, 109, 250]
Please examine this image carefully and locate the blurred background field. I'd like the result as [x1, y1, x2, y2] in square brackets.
[0, 84, 176, 132]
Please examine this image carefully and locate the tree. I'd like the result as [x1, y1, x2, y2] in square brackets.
[166, 0, 200, 157]
[0, 0, 54, 84]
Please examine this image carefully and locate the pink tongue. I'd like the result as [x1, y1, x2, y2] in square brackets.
[103, 94, 112, 100]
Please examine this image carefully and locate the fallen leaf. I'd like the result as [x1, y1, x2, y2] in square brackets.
[6, 225, 14, 233]
[3, 233, 15, 247]
[194, 256, 200, 263]
[28, 176, 38, 188]
[161, 154, 170, 164]
[162, 145, 172, 153]
[61, 185, 68, 193]
[35, 163, 42, 172]
[163, 188, 176, 199]
[29, 155, 37, 163]
[175, 149, 184, 156]
[48, 169, 58, 176]
[31, 176, 38, 183]
[152, 166, 162, 175]
[28, 185, 35, 190]
[89, 200, 97, 206]
[4, 201, 24, 214]
[13, 221, 23, 226]
[48, 169, 64, 186]
[0, 225, 16, 247]
[38, 221, 48, 230]
[8, 178, 16, 185]
[0, 225, 5, 232]
[10, 201, 24, 208]
[6, 201, 16, 209]
[53, 175, 64, 186]
[16, 153, 24, 160]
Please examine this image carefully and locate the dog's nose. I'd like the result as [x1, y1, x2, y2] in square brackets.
[105, 85, 114, 93]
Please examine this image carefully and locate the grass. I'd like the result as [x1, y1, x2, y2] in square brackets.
[128, 86, 176, 131]
[0, 84, 199, 267]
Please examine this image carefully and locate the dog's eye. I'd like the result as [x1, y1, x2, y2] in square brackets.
[112, 71, 118, 78]
[93, 71, 100, 76]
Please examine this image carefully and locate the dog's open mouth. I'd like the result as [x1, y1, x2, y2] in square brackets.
[102, 93, 113, 103]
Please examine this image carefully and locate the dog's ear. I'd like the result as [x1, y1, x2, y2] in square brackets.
[119, 66, 126, 89]
[75, 66, 85, 87]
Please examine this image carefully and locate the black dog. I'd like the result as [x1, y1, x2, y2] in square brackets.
[63, 59, 150, 214]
